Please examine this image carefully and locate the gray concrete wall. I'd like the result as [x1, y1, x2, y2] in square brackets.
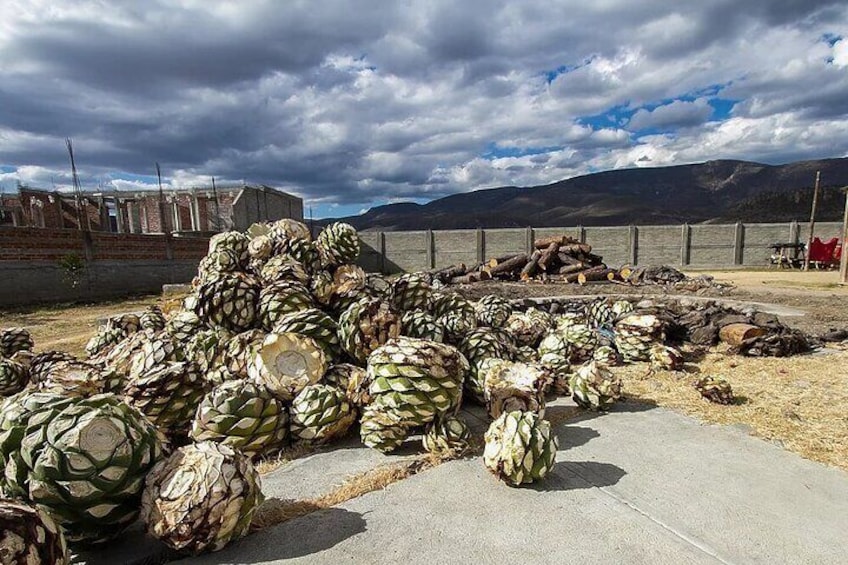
[434, 230, 478, 269]
[0, 261, 197, 306]
[383, 231, 429, 273]
[356, 221, 845, 273]
[637, 225, 683, 266]
[584, 226, 630, 266]
[232, 187, 304, 230]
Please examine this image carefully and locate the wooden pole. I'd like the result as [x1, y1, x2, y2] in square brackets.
[803, 170, 821, 271]
[156, 163, 168, 234]
[840, 187, 848, 285]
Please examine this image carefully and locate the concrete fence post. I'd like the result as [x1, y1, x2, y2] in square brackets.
[789, 220, 800, 245]
[628, 225, 638, 266]
[681, 223, 691, 266]
[379, 231, 386, 274]
[81, 231, 94, 262]
[525, 226, 534, 254]
[164, 233, 174, 261]
[476, 228, 485, 264]
[733, 222, 744, 265]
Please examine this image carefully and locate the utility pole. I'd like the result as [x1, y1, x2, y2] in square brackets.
[211, 177, 221, 232]
[840, 186, 848, 285]
[156, 163, 168, 234]
[66, 138, 89, 231]
[803, 170, 821, 271]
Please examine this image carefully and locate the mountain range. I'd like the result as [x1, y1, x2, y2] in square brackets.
[322, 158, 848, 230]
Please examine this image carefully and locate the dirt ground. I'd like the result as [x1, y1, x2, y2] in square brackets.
[0, 269, 845, 471]
[0, 295, 164, 358]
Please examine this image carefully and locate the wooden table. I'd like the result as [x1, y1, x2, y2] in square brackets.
[769, 242, 805, 268]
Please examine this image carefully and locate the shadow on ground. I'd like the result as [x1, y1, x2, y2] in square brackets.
[533, 461, 627, 492]
[554, 424, 600, 450]
[191, 507, 366, 563]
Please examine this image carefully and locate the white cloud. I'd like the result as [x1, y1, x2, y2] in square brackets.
[832, 38, 848, 67]
[628, 99, 713, 131]
[0, 1, 847, 209]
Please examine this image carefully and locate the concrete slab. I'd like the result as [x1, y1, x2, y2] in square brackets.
[185, 403, 848, 565]
[259, 436, 415, 502]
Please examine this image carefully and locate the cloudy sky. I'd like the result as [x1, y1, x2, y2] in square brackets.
[1, 1, 847, 217]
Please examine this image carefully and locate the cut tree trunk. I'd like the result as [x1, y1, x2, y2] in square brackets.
[557, 263, 586, 275]
[487, 254, 521, 268]
[538, 242, 560, 271]
[534, 235, 577, 249]
[558, 242, 593, 256]
[577, 267, 615, 285]
[450, 270, 492, 284]
[558, 252, 583, 266]
[563, 266, 602, 283]
[719, 323, 768, 346]
[429, 264, 466, 282]
[520, 250, 542, 280]
[488, 253, 529, 276]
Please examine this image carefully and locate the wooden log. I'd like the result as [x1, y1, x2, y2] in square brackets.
[577, 267, 615, 285]
[429, 263, 467, 282]
[557, 263, 586, 275]
[583, 252, 604, 265]
[533, 235, 574, 249]
[489, 253, 529, 276]
[719, 323, 768, 346]
[563, 266, 595, 283]
[538, 242, 560, 271]
[558, 242, 593, 255]
[487, 254, 521, 268]
[520, 250, 542, 280]
[450, 270, 492, 284]
[557, 252, 582, 265]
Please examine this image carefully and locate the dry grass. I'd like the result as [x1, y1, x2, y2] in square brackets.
[255, 442, 321, 475]
[251, 451, 451, 531]
[616, 348, 848, 471]
[0, 295, 161, 357]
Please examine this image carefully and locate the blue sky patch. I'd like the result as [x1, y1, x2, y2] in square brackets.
[822, 33, 842, 47]
[482, 142, 563, 160]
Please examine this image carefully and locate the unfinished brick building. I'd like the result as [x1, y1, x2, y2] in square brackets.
[0, 183, 303, 233]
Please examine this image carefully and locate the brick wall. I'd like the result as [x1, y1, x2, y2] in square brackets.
[0, 227, 210, 305]
[0, 227, 209, 263]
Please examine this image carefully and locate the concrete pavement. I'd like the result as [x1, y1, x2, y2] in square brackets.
[185, 401, 848, 565]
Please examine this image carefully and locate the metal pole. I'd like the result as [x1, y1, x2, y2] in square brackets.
[803, 170, 821, 271]
[840, 187, 848, 285]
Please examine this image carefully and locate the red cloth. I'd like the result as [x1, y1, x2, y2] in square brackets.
[808, 237, 839, 264]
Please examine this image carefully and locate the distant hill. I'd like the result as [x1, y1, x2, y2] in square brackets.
[321, 158, 848, 230]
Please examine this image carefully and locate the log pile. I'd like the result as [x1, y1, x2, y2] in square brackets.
[433, 235, 610, 285]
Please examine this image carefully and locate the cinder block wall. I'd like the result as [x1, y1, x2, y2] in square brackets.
[357, 221, 845, 274]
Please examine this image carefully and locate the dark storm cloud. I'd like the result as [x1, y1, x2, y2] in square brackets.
[2, 0, 847, 208]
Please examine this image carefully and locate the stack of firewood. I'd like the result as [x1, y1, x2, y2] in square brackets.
[429, 234, 613, 285]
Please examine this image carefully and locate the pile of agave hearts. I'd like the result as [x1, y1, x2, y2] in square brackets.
[0, 219, 689, 561]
